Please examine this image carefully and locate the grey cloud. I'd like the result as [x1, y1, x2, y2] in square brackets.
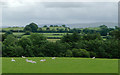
[2, 2, 118, 27]
[41, 2, 117, 8]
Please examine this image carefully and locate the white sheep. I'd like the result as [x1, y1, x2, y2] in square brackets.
[92, 57, 95, 59]
[26, 59, 32, 63]
[22, 56, 26, 58]
[11, 58, 15, 62]
[31, 61, 36, 63]
[40, 59, 46, 62]
[26, 59, 36, 63]
[52, 57, 56, 59]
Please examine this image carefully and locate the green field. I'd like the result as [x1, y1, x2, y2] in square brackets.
[2, 57, 118, 73]
[0, 58, 1, 74]
[47, 39, 60, 42]
[0, 27, 24, 31]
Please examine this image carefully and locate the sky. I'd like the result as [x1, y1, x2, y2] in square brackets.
[1, 0, 119, 27]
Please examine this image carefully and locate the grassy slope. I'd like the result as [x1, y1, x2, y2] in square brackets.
[2, 57, 118, 73]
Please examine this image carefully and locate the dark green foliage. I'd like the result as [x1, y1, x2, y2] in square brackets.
[50, 25, 53, 27]
[89, 51, 96, 57]
[5, 31, 13, 35]
[110, 30, 120, 40]
[24, 31, 31, 35]
[24, 25, 32, 32]
[54, 25, 58, 27]
[46, 27, 50, 31]
[65, 50, 73, 57]
[72, 49, 90, 57]
[43, 25, 47, 27]
[61, 32, 80, 43]
[82, 33, 102, 40]
[62, 25, 66, 27]
[99, 25, 109, 36]
[3, 35, 18, 46]
[24, 23, 38, 32]
[2, 25, 119, 58]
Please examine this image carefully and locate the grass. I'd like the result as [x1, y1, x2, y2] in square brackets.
[47, 39, 60, 42]
[1, 27, 24, 31]
[2, 57, 118, 73]
[0, 57, 2, 74]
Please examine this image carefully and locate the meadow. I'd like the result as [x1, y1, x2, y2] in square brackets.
[2, 57, 118, 73]
[1, 32, 67, 42]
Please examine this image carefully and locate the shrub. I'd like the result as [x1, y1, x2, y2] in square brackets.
[65, 50, 73, 57]
[72, 49, 90, 57]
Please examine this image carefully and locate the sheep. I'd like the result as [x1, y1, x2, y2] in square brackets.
[26, 59, 32, 63]
[22, 56, 26, 58]
[31, 61, 36, 63]
[11, 58, 15, 62]
[92, 57, 95, 59]
[26, 59, 36, 63]
[52, 57, 56, 59]
[40, 59, 46, 62]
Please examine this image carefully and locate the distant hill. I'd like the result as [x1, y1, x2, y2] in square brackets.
[2, 22, 118, 28]
[38, 22, 118, 28]
[67, 22, 118, 28]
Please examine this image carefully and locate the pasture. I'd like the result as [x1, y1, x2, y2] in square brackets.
[2, 57, 118, 73]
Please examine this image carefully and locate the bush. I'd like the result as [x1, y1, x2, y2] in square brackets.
[24, 31, 31, 35]
[72, 49, 90, 57]
[89, 51, 96, 57]
[65, 50, 73, 57]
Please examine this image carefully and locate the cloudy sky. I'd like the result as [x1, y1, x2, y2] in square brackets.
[1, 0, 119, 27]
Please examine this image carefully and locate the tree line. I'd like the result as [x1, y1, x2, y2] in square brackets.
[1, 26, 120, 58]
[1, 23, 118, 36]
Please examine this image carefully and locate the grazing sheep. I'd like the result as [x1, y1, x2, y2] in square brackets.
[92, 57, 95, 59]
[26, 59, 36, 63]
[40, 59, 46, 62]
[52, 57, 56, 59]
[22, 56, 25, 58]
[11, 58, 15, 62]
[26, 59, 32, 63]
[31, 61, 36, 63]
[40, 59, 43, 62]
[43, 59, 46, 61]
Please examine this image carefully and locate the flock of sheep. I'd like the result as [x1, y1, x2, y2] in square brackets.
[11, 56, 95, 63]
[11, 56, 56, 63]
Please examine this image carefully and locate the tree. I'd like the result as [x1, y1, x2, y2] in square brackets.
[71, 32, 80, 42]
[29, 34, 47, 47]
[5, 31, 13, 35]
[110, 30, 120, 40]
[99, 25, 109, 36]
[62, 25, 66, 27]
[50, 25, 53, 27]
[38, 28, 42, 31]
[72, 49, 90, 57]
[10, 45, 24, 57]
[54, 25, 58, 27]
[61, 33, 72, 43]
[24, 25, 32, 32]
[83, 33, 102, 40]
[24, 31, 31, 35]
[3, 35, 18, 46]
[24, 23, 38, 32]
[65, 50, 73, 57]
[46, 27, 50, 31]
[43, 25, 47, 27]
[19, 37, 32, 49]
